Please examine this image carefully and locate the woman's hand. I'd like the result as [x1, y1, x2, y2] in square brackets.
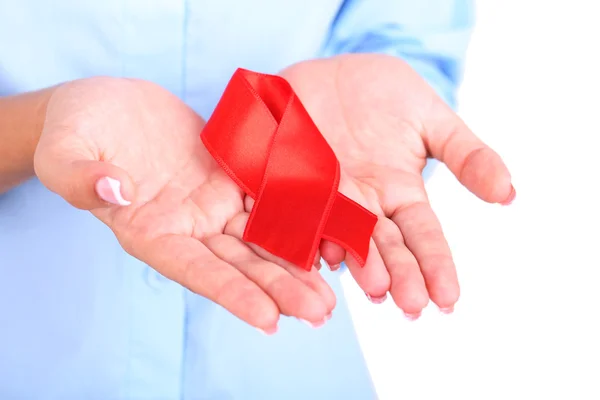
[34, 77, 335, 332]
[281, 54, 514, 317]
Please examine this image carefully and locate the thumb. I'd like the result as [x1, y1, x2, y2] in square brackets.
[423, 102, 515, 205]
[36, 156, 135, 210]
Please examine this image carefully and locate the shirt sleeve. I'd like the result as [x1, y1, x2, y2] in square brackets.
[319, 0, 475, 109]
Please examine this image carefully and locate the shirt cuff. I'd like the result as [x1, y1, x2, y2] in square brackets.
[399, 56, 458, 110]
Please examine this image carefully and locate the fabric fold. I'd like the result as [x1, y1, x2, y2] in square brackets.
[201, 68, 377, 270]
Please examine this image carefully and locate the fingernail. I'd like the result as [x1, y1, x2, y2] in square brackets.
[328, 263, 341, 272]
[95, 177, 131, 206]
[500, 185, 516, 206]
[439, 306, 454, 315]
[365, 292, 387, 304]
[404, 312, 422, 321]
[257, 325, 278, 335]
[299, 317, 327, 328]
[325, 311, 333, 321]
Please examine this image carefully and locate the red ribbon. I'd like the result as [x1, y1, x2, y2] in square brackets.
[201, 68, 377, 271]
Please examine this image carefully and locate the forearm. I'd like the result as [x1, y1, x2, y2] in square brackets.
[0, 87, 54, 193]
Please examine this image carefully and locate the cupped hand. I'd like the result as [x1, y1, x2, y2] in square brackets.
[281, 54, 514, 317]
[34, 77, 335, 331]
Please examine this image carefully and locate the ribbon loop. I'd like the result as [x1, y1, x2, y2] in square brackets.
[201, 68, 377, 270]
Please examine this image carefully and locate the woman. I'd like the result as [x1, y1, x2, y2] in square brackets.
[0, 0, 513, 398]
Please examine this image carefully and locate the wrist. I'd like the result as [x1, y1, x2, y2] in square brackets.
[26, 86, 58, 164]
[0, 85, 58, 192]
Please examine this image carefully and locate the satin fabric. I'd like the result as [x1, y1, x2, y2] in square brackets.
[0, 0, 473, 398]
[202, 69, 376, 270]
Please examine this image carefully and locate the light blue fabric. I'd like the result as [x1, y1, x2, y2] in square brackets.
[0, 1, 473, 398]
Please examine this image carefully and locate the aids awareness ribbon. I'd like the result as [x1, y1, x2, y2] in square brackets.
[201, 68, 377, 271]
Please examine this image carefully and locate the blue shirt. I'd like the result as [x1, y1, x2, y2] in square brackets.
[0, 1, 473, 398]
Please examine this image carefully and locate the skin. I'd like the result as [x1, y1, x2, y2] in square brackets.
[0, 54, 513, 332]
[0, 87, 55, 193]
[17, 77, 334, 333]
[281, 54, 514, 317]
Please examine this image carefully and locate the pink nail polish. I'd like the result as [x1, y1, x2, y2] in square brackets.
[500, 185, 516, 206]
[404, 312, 421, 321]
[300, 317, 327, 328]
[328, 263, 341, 272]
[439, 306, 454, 315]
[365, 292, 387, 304]
[95, 177, 131, 206]
[257, 325, 278, 335]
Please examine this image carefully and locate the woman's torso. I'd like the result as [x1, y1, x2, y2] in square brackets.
[0, 1, 376, 399]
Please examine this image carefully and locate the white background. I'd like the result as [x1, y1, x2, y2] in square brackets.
[343, 1, 600, 399]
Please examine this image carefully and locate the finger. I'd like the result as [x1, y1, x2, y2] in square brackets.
[391, 201, 459, 310]
[345, 238, 391, 304]
[312, 247, 322, 270]
[372, 218, 429, 316]
[35, 155, 135, 210]
[245, 183, 346, 273]
[225, 212, 336, 315]
[319, 240, 345, 271]
[424, 104, 515, 205]
[313, 251, 323, 270]
[205, 233, 330, 323]
[244, 195, 255, 212]
[136, 234, 280, 331]
[336, 175, 391, 302]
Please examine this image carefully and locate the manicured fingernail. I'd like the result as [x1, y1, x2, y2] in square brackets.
[257, 325, 278, 335]
[439, 306, 454, 315]
[404, 312, 421, 321]
[300, 317, 327, 328]
[365, 292, 387, 304]
[500, 185, 516, 206]
[328, 263, 341, 272]
[95, 177, 131, 206]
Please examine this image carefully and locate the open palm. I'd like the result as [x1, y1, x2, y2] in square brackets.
[34, 77, 334, 332]
[281, 54, 514, 317]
